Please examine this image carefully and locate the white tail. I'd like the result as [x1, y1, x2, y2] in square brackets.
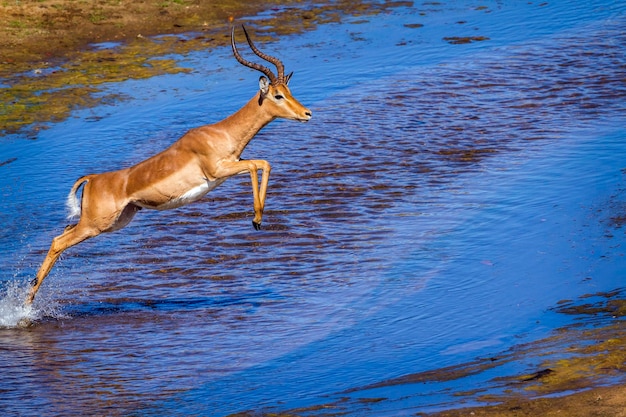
[65, 177, 89, 220]
[66, 191, 81, 220]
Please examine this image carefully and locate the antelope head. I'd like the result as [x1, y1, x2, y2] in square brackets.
[231, 26, 312, 123]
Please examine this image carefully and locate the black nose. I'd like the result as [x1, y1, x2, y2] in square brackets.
[305, 111, 312, 117]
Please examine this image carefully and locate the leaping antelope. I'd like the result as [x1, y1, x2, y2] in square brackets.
[25, 26, 312, 305]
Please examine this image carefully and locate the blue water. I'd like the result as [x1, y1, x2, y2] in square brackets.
[1, 1, 625, 415]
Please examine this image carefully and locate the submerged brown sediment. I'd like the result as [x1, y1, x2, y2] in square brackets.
[414, 291, 626, 416]
[237, 290, 626, 417]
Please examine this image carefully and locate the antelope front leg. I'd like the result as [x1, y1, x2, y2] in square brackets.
[247, 159, 271, 229]
[216, 159, 271, 230]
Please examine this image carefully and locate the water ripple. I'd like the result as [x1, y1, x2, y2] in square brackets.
[1, 2, 625, 416]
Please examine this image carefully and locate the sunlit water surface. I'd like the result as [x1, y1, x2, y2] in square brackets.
[1, 1, 625, 415]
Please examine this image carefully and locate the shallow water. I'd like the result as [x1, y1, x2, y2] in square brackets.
[1, 1, 625, 415]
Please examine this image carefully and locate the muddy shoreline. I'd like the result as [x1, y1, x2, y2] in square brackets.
[423, 385, 626, 417]
[1, 0, 411, 137]
[1, 0, 307, 72]
[1, 1, 625, 416]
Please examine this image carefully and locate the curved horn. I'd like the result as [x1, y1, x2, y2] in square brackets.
[241, 26, 286, 84]
[231, 26, 277, 84]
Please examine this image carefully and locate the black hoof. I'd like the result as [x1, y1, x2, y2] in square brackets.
[252, 221, 262, 231]
[17, 317, 33, 328]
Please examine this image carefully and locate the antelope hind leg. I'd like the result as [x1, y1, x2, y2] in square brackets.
[25, 223, 98, 305]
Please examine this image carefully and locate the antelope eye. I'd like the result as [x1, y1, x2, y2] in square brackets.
[274, 94, 284, 100]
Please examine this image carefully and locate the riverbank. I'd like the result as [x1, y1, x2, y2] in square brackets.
[424, 385, 626, 417]
[1, 0, 408, 136]
[1, 0, 303, 72]
[1, 1, 624, 416]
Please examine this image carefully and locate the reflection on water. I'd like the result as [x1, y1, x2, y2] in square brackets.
[1, 1, 625, 416]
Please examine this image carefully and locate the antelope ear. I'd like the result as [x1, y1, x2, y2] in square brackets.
[285, 71, 294, 85]
[259, 76, 270, 95]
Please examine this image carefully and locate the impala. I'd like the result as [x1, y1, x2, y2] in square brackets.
[25, 26, 312, 305]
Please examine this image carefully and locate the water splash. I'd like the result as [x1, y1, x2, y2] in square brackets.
[0, 281, 34, 328]
[0, 281, 65, 328]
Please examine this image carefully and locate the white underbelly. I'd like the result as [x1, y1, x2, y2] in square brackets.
[146, 178, 226, 210]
